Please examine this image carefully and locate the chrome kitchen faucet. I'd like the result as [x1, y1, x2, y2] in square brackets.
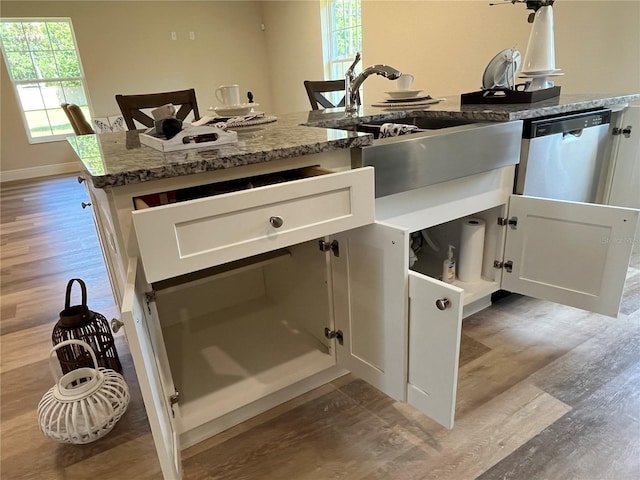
[345, 52, 402, 116]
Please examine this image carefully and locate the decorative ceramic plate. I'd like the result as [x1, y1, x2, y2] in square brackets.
[482, 48, 522, 89]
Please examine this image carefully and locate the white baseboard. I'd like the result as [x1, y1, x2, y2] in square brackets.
[0, 162, 80, 183]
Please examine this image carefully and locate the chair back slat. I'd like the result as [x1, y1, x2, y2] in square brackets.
[304, 80, 359, 110]
[115, 89, 200, 130]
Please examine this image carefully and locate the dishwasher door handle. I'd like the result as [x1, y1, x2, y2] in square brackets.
[563, 129, 584, 139]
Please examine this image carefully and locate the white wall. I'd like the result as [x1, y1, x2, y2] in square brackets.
[359, 0, 640, 103]
[262, 1, 324, 115]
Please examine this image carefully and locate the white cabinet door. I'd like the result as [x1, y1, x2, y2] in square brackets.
[121, 257, 182, 480]
[332, 223, 409, 401]
[407, 271, 464, 429]
[502, 195, 639, 317]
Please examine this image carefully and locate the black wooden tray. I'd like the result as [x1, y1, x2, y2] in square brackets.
[461, 86, 561, 104]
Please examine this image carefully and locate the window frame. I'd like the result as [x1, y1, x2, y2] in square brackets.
[321, 0, 362, 81]
[0, 17, 92, 144]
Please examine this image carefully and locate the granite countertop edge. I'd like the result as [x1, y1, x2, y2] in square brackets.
[78, 93, 639, 189]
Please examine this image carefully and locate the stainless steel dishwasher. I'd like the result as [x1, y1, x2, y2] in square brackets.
[515, 109, 612, 203]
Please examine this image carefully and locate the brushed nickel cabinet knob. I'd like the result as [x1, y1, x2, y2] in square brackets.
[269, 216, 284, 228]
[111, 318, 125, 333]
[435, 298, 451, 311]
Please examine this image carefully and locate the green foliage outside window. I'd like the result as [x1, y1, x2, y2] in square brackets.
[325, 0, 362, 82]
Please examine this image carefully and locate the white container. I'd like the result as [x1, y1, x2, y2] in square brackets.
[442, 244, 456, 283]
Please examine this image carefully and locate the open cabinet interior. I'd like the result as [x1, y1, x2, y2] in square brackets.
[152, 240, 335, 438]
[408, 204, 507, 308]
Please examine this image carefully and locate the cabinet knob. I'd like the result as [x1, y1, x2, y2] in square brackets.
[77, 176, 86, 183]
[269, 216, 284, 228]
[81, 202, 92, 209]
[435, 298, 451, 311]
[111, 318, 124, 333]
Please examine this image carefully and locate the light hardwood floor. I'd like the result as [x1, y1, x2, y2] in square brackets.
[1, 175, 639, 480]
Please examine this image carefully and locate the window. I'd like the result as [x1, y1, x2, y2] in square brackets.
[322, 0, 362, 81]
[0, 18, 90, 143]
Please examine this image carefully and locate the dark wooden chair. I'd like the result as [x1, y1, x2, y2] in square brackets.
[61, 103, 95, 135]
[304, 80, 360, 110]
[115, 88, 200, 130]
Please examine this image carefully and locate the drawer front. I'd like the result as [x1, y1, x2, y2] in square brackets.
[133, 167, 375, 282]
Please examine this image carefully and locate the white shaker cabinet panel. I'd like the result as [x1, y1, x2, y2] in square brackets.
[407, 271, 464, 429]
[121, 258, 181, 480]
[332, 223, 409, 402]
[502, 195, 639, 317]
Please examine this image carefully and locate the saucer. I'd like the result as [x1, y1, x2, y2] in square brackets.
[385, 90, 423, 100]
[519, 71, 564, 78]
[520, 68, 564, 77]
[213, 103, 259, 117]
[383, 94, 431, 103]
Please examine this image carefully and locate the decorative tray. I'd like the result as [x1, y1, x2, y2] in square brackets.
[461, 86, 561, 104]
[139, 124, 238, 152]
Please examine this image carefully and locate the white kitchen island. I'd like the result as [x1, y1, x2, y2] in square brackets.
[70, 93, 640, 480]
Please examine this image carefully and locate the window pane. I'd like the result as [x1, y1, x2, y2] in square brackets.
[0, 23, 28, 51]
[6, 51, 36, 80]
[25, 110, 53, 137]
[54, 50, 81, 77]
[335, 29, 349, 58]
[17, 83, 44, 110]
[24, 22, 52, 51]
[33, 51, 59, 79]
[60, 80, 87, 105]
[39, 81, 65, 109]
[47, 22, 74, 50]
[49, 107, 74, 134]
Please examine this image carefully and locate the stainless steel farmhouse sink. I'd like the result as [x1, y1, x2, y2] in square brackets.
[332, 117, 524, 197]
[338, 116, 475, 138]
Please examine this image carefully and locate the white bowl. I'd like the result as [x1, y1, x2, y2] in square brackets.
[385, 90, 423, 100]
[213, 103, 259, 117]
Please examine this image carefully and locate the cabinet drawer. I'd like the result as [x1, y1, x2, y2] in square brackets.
[132, 166, 375, 282]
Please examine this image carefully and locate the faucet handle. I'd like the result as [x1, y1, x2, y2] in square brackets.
[346, 52, 362, 77]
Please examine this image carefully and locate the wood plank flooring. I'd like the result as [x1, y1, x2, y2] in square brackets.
[1, 175, 639, 480]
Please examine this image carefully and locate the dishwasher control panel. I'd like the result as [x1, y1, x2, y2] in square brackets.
[523, 109, 611, 138]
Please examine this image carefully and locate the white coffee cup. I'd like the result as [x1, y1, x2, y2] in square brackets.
[215, 84, 241, 106]
[397, 74, 414, 91]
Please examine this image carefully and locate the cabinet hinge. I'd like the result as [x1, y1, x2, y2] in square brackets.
[495, 260, 513, 272]
[324, 327, 344, 345]
[144, 291, 156, 313]
[169, 391, 179, 418]
[498, 216, 518, 228]
[612, 126, 632, 138]
[318, 239, 340, 257]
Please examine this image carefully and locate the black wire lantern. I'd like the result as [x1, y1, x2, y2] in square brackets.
[51, 279, 122, 374]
